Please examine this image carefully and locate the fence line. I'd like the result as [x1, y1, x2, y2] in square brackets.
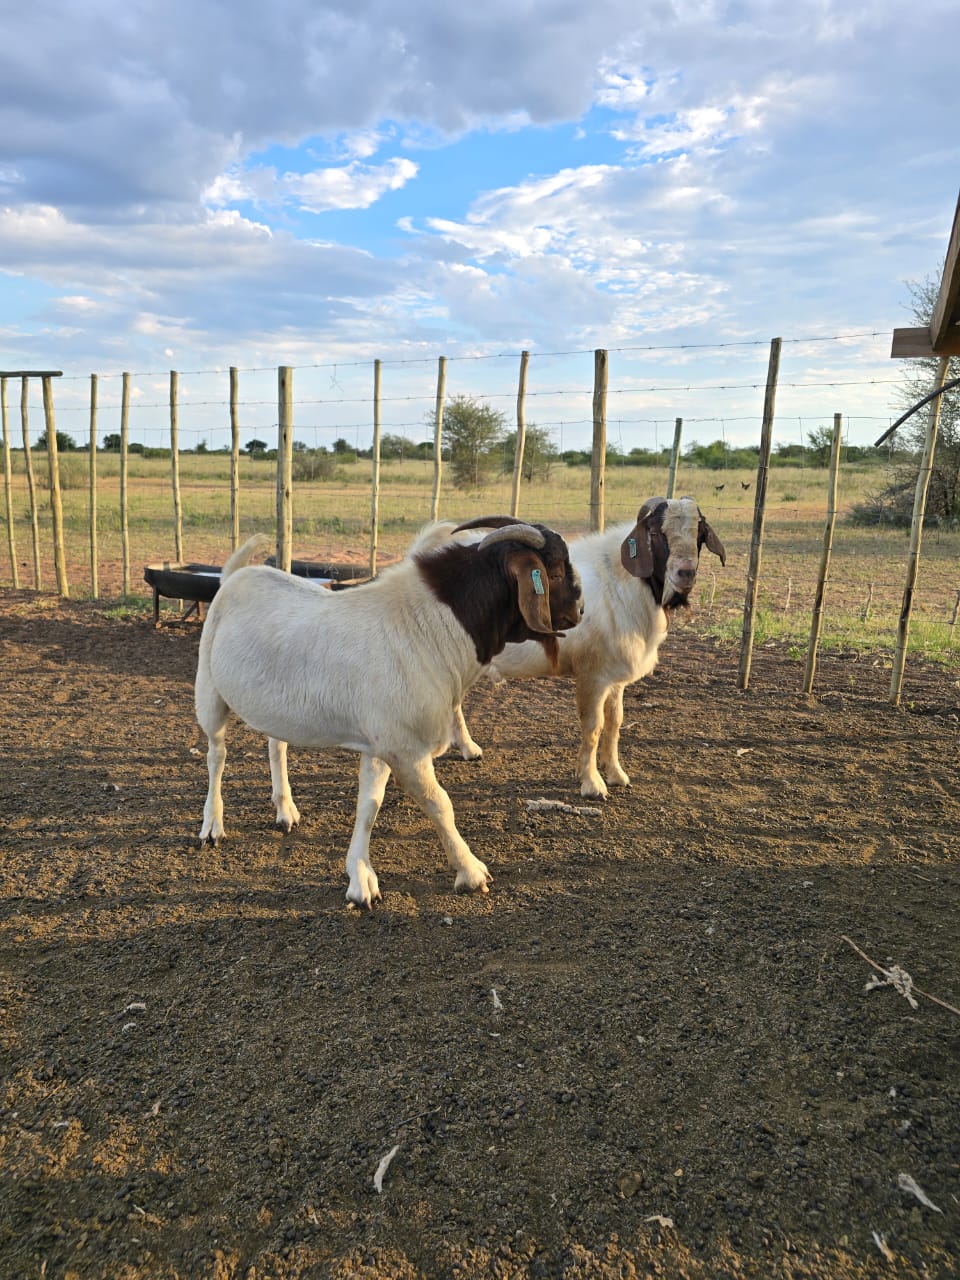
[2, 354, 959, 692]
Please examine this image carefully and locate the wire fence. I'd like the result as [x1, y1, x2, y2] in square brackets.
[2, 336, 959, 695]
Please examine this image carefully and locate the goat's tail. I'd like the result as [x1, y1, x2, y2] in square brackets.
[406, 520, 462, 558]
[221, 533, 272, 581]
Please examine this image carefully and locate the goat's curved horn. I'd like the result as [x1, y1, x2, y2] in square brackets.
[638, 496, 668, 520]
[476, 523, 546, 551]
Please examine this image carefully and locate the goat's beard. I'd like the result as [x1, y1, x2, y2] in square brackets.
[662, 587, 691, 611]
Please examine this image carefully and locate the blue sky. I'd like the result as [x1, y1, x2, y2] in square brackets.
[1, 0, 958, 454]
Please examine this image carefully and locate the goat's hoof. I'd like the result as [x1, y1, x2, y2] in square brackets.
[346, 867, 381, 909]
[581, 781, 608, 801]
[454, 864, 491, 894]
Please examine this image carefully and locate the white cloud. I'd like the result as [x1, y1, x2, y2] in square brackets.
[284, 157, 418, 212]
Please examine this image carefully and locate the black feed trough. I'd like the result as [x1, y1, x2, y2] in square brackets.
[143, 557, 367, 625]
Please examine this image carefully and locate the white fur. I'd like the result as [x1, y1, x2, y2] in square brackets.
[194, 528, 494, 907]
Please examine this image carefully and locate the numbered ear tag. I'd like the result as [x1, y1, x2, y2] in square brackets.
[531, 568, 545, 596]
[627, 536, 638, 559]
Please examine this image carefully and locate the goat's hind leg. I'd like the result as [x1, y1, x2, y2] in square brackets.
[393, 756, 491, 894]
[196, 681, 230, 845]
[344, 753, 392, 908]
[268, 738, 301, 832]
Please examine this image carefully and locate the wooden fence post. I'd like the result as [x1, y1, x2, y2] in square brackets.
[89, 374, 99, 599]
[510, 350, 530, 518]
[430, 356, 446, 522]
[21, 378, 42, 589]
[889, 356, 950, 706]
[590, 349, 608, 532]
[801, 413, 842, 694]
[666, 417, 683, 499]
[276, 366, 293, 572]
[230, 367, 240, 550]
[170, 370, 183, 564]
[1, 377, 18, 588]
[120, 372, 130, 596]
[737, 337, 782, 690]
[369, 359, 382, 577]
[41, 375, 69, 596]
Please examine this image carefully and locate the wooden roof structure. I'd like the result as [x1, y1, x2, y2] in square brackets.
[890, 189, 960, 357]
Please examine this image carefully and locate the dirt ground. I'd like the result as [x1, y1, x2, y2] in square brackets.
[1, 585, 959, 1280]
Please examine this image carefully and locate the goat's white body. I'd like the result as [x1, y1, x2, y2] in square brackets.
[195, 532, 492, 906]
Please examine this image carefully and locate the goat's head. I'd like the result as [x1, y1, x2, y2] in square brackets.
[619, 496, 725, 609]
[418, 516, 583, 668]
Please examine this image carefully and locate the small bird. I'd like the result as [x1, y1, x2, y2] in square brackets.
[714, 483, 725, 492]
[741, 480, 751, 490]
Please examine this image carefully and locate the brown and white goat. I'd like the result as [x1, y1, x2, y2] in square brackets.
[194, 522, 582, 907]
[447, 497, 725, 798]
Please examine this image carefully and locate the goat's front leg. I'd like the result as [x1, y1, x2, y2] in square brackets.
[345, 753, 392, 908]
[575, 678, 609, 799]
[268, 738, 301, 832]
[448, 704, 483, 760]
[393, 757, 491, 894]
[598, 684, 630, 788]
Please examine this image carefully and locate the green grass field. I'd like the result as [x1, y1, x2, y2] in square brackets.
[4, 449, 960, 666]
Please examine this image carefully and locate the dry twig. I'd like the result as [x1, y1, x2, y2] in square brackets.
[840, 936, 960, 1019]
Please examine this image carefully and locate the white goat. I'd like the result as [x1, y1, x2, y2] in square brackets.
[194, 523, 582, 907]
[447, 497, 725, 798]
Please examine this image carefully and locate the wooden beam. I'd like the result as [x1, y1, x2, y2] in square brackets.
[0, 370, 63, 378]
[891, 325, 960, 359]
[930, 192, 960, 350]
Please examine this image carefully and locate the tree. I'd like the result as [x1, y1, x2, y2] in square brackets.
[441, 395, 506, 489]
[380, 433, 417, 460]
[805, 427, 835, 467]
[35, 430, 77, 451]
[102, 433, 122, 451]
[245, 438, 268, 456]
[896, 271, 960, 522]
[500, 425, 558, 482]
[852, 270, 960, 526]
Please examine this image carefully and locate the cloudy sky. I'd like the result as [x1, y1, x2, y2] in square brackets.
[1, 0, 958, 452]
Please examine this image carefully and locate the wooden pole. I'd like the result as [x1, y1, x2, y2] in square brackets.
[590, 349, 608, 532]
[510, 350, 530, 518]
[169, 370, 183, 563]
[41, 375, 69, 596]
[737, 337, 782, 690]
[276, 366, 293, 572]
[21, 378, 42, 589]
[890, 356, 950, 706]
[369, 358, 382, 577]
[430, 356, 446, 522]
[1, 377, 18, 588]
[120, 372, 131, 596]
[230, 366, 240, 550]
[666, 417, 683, 499]
[802, 413, 842, 694]
[88, 374, 99, 599]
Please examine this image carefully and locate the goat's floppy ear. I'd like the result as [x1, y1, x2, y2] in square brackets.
[620, 514, 655, 578]
[699, 513, 726, 565]
[506, 548, 556, 634]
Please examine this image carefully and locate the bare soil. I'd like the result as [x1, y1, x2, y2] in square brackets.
[1, 587, 959, 1279]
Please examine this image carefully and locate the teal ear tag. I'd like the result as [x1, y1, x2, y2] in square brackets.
[531, 568, 545, 596]
[628, 536, 638, 559]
